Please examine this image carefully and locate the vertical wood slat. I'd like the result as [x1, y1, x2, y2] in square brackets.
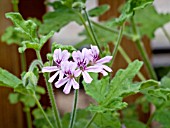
[0, 0, 48, 127]
[0, 0, 24, 128]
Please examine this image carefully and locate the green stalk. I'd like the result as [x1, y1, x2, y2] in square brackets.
[85, 113, 98, 128]
[36, 50, 62, 128]
[162, 27, 170, 43]
[83, 9, 102, 53]
[20, 52, 27, 71]
[92, 21, 132, 38]
[77, 12, 96, 45]
[117, 46, 146, 81]
[69, 89, 79, 128]
[24, 107, 32, 128]
[110, 23, 124, 67]
[44, 73, 62, 128]
[33, 93, 54, 128]
[130, 17, 157, 80]
[12, 0, 19, 12]
[36, 51, 42, 62]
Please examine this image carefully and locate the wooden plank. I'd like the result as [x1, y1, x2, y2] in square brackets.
[0, 0, 24, 128]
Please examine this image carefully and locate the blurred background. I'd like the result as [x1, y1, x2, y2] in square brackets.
[0, 0, 170, 127]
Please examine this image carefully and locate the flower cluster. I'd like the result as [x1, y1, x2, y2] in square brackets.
[42, 45, 112, 94]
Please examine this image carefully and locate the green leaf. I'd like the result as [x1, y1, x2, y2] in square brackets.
[0, 68, 22, 88]
[40, 31, 55, 45]
[83, 60, 145, 112]
[110, 0, 154, 25]
[161, 75, 170, 89]
[106, 60, 143, 100]
[1, 26, 30, 45]
[39, 5, 81, 34]
[134, 5, 170, 38]
[123, 119, 146, 128]
[5, 12, 39, 43]
[154, 109, 170, 128]
[8, 93, 19, 104]
[93, 112, 121, 128]
[88, 4, 110, 17]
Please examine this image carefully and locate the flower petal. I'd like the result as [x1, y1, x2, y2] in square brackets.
[100, 70, 108, 76]
[63, 80, 72, 94]
[53, 49, 62, 61]
[96, 56, 112, 64]
[48, 71, 59, 83]
[82, 71, 93, 83]
[74, 69, 82, 77]
[86, 66, 102, 73]
[42, 66, 59, 73]
[90, 45, 99, 57]
[62, 50, 70, 61]
[102, 65, 112, 72]
[59, 71, 64, 80]
[71, 78, 79, 89]
[55, 77, 69, 88]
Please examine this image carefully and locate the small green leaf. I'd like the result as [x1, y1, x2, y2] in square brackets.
[1, 26, 30, 45]
[88, 4, 110, 17]
[0, 68, 22, 88]
[40, 31, 55, 45]
[5, 12, 39, 43]
[8, 93, 19, 104]
[52, 43, 76, 53]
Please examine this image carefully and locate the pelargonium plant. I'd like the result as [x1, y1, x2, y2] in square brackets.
[1, 0, 170, 128]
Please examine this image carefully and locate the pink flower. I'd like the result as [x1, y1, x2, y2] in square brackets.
[42, 49, 70, 83]
[55, 61, 79, 94]
[72, 48, 102, 83]
[89, 45, 112, 76]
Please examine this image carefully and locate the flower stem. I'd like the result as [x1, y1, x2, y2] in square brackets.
[44, 73, 62, 128]
[33, 93, 54, 128]
[36, 51, 42, 62]
[24, 107, 32, 128]
[20, 52, 27, 71]
[92, 21, 132, 38]
[69, 89, 79, 128]
[162, 26, 170, 43]
[12, 0, 19, 12]
[77, 12, 96, 45]
[85, 113, 98, 128]
[83, 9, 102, 53]
[130, 17, 157, 80]
[36, 50, 62, 128]
[110, 23, 124, 67]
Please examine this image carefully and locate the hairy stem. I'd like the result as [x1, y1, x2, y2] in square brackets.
[162, 27, 170, 43]
[44, 73, 62, 128]
[69, 89, 79, 128]
[92, 21, 132, 38]
[24, 107, 32, 128]
[33, 93, 54, 128]
[85, 113, 98, 128]
[130, 17, 157, 80]
[83, 9, 102, 53]
[12, 0, 19, 12]
[110, 23, 124, 67]
[36, 50, 62, 128]
[77, 12, 96, 45]
[20, 53, 27, 71]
